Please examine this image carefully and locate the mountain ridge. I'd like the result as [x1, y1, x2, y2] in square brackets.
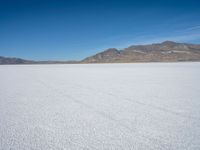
[1, 41, 200, 64]
[81, 41, 200, 63]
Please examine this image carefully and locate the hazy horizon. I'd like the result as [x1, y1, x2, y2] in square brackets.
[1, 40, 200, 61]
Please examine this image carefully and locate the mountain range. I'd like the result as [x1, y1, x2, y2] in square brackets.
[82, 41, 200, 63]
[1, 41, 200, 64]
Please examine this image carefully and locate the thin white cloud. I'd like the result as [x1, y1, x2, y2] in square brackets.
[93, 28, 200, 52]
[147, 34, 200, 44]
[121, 33, 200, 47]
[185, 25, 200, 31]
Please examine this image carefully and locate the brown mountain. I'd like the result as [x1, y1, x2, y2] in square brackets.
[82, 41, 200, 63]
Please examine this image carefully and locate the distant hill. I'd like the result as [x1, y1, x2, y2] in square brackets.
[0, 56, 78, 65]
[82, 41, 200, 63]
[1, 41, 200, 64]
[0, 56, 35, 64]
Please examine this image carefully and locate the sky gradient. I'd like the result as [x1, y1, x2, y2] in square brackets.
[0, 0, 200, 60]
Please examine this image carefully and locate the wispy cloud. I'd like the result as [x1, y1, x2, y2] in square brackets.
[131, 25, 200, 45]
[185, 25, 200, 31]
[94, 24, 200, 51]
[119, 33, 200, 47]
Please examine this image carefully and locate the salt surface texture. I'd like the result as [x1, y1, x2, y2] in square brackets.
[0, 63, 200, 150]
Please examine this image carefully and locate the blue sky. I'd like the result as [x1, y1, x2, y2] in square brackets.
[0, 0, 200, 60]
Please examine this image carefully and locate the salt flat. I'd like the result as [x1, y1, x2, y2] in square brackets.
[0, 63, 200, 150]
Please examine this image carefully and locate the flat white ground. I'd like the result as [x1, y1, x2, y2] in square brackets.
[0, 63, 200, 150]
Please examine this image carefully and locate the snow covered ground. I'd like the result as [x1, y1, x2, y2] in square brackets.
[0, 62, 200, 150]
